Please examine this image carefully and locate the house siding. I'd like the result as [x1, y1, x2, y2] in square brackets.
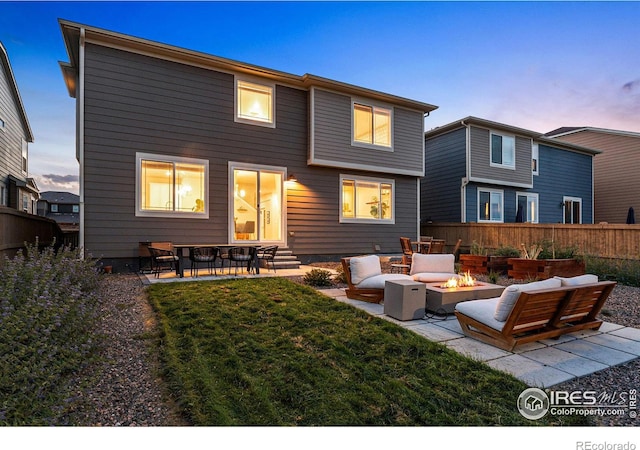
[421, 127, 466, 222]
[0, 59, 26, 185]
[468, 126, 532, 187]
[81, 43, 419, 260]
[311, 88, 424, 176]
[552, 131, 640, 223]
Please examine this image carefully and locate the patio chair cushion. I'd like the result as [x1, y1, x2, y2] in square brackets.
[410, 253, 455, 275]
[356, 273, 413, 289]
[554, 274, 599, 286]
[349, 255, 382, 285]
[494, 278, 562, 321]
[455, 297, 504, 331]
[412, 272, 459, 283]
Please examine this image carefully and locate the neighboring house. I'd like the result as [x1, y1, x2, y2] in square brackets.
[422, 117, 600, 225]
[58, 20, 437, 267]
[37, 191, 80, 230]
[0, 41, 38, 214]
[546, 127, 640, 224]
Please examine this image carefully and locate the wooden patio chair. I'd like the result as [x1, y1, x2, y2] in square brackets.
[428, 239, 446, 254]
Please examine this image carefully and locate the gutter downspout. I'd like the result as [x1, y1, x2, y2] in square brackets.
[461, 120, 470, 223]
[78, 28, 85, 258]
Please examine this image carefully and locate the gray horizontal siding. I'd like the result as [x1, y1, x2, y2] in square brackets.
[0, 60, 26, 180]
[469, 126, 532, 187]
[422, 128, 467, 222]
[311, 88, 424, 175]
[82, 43, 417, 260]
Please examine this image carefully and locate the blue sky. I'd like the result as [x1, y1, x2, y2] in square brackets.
[2, 1, 640, 195]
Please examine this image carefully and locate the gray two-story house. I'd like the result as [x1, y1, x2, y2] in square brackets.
[422, 117, 600, 225]
[0, 41, 38, 214]
[59, 20, 437, 267]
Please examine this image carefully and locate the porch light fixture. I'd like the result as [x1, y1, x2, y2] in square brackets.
[287, 174, 297, 182]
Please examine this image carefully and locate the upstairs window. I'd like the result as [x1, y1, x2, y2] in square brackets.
[490, 132, 515, 168]
[353, 102, 392, 148]
[21, 139, 28, 173]
[236, 79, 274, 126]
[341, 175, 394, 223]
[136, 153, 208, 218]
[51, 204, 59, 213]
[532, 143, 539, 175]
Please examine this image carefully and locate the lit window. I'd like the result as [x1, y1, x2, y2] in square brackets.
[236, 79, 274, 125]
[517, 193, 538, 223]
[353, 102, 392, 148]
[341, 175, 394, 222]
[478, 189, 503, 222]
[532, 143, 539, 175]
[136, 153, 208, 218]
[490, 133, 515, 168]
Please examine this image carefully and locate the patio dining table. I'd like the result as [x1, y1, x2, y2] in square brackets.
[173, 244, 261, 278]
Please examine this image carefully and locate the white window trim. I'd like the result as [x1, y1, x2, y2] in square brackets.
[350, 98, 394, 152]
[135, 152, 209, 219]
[339, 174, 395, 224]
[563, 196, 582, 224]
[234, 76, 276, 128]
[532, 143, 539, 176]
[477, 188, 504, 223]
[516, 192, 539, 224]
[489, 131, 516, 170]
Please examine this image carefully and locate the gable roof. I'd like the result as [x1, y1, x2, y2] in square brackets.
[58, 19, 438, 114]
[0, 41, 34, 142]
[39, 191, 80, 204]
[546, 126, 640, 140]
[427, 116, 601, 155]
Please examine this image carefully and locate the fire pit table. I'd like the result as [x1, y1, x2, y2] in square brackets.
[424, 281, 505, 314]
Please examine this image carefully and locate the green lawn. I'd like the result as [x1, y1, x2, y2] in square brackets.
[147, 277, 588, 426]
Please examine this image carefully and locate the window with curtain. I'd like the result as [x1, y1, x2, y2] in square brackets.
[353, 102, 392, 148]
[517, 193, 539, 223]
[341, 175, 394, 222]
[136, 153, 208, 218]
[478, 189, 503, 222]
[490, 133, 515, 168]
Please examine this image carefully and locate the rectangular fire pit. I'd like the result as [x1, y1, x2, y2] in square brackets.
[424, 282, 505, 314]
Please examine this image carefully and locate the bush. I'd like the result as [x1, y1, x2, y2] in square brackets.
[492, 245, 520, 257]
[0, 242, 102, 425]
[584, 255, 640, 287]
[303, 268, 334, 287]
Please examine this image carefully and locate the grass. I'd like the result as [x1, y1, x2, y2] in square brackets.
[148, 277, 588, 426]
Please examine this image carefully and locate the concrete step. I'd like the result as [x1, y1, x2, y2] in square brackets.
[258, 247, 301, 270]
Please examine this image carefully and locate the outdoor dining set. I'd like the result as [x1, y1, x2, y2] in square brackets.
[145, 242, 278, 278]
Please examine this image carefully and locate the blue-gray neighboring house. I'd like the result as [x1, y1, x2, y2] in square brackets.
[422, 117, 600, 225]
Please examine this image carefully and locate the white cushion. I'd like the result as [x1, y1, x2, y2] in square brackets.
[455, 298, 505, 331]
[493, 278, 562, 321]
[357, 273, 412, 289]
[412, 272, 459, 283]
[554, 274, 598, 286]
[410, 253, 455, 276]
[349, 255, 381, 285]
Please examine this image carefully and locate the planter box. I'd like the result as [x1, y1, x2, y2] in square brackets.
[459, 254, 488, 274]
[487, 256, 511, 275]
[507, 258, 586, 280]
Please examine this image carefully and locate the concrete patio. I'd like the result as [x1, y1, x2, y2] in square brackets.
[141, 266, 640, 388]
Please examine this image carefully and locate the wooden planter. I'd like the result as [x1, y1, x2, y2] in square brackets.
[487, 256, 511, 275]
[507, 258, 586, 280]
[459, 254, 488, 274]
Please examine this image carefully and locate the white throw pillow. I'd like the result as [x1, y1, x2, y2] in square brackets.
[410, 253, 455, 276]
[554, 274, 598, 286]
[493, 278, 562, 321]
[349, 255, 382, 285]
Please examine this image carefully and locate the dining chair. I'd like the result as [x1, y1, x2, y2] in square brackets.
[399, 237, 416, 266]
[148, 246, 179, 278]
[257, 245, 279, 272]
[428, 239, 446, 254]
[227, 247, 256, 275]
[189, 246, 219, 277]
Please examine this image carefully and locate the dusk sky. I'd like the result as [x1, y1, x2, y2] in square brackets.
[2, 1, 639, 196]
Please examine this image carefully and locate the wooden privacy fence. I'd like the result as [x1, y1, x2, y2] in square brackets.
[421, 223, 640, 260]
[0, 206, 63, 263]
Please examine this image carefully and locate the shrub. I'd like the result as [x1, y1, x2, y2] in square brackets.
[0, 241, 101, 425]
[492, 245, 520, 257]
[303, 268, 334, 287]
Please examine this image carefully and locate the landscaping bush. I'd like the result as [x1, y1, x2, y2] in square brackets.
[584, 254, 640, 286]
[0, 242, 102, 425]
[303, 268, 333, 287]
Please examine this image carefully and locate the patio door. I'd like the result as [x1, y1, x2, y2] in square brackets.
[230, 163, 284, 243]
